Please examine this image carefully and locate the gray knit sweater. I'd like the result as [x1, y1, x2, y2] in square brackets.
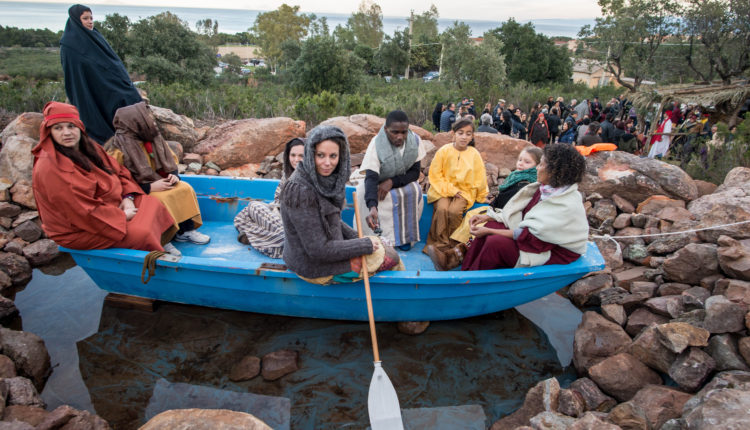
[280, 176, 373, 278]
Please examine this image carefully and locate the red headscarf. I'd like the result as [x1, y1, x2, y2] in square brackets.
[32, 101, 89, 163]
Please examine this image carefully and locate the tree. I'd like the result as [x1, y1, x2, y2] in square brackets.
[682, 0, 750, 84]
[333, 25, 356, 50]
[347, 1, 384, 49]
[98, 14, 131, 60]
[409, 5, 441, 73]
[195, 18, 220, 46]
[463, 32, 506, 94]
[579, 0, 678, 91]
[252, 4, 312, 72]
[374, 30, 409, 76]
[291, 35, 364, 93]
[440, 22, 473, 88]
[489, 19, 571, 85]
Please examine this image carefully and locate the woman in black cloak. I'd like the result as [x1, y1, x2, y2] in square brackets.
[60, 4, 142, 144]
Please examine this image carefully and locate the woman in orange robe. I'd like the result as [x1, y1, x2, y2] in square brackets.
[31, 101, 176, 251]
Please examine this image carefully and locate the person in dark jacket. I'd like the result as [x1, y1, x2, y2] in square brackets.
[499, 110, 513, 135]
[440, 103, 456, 132]
[477, 114, 498, 133]
[581, 122, 603, 146]
[60, 4, 142, 144]
[547, 108, 561, 143]
[599, 113, 615, 143]
[432, 102, 444, 131]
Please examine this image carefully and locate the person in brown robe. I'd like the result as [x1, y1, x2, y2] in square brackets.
[31, 101, 176, 252]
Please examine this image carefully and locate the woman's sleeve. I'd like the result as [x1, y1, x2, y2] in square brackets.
[99, 145, 143, 196]
[427, 148, 460, 198]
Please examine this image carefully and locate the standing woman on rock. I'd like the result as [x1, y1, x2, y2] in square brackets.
[32, 102, 177, 253]
[107, 102, 209, 256]
[279, 126, 402, 284]
[60, 4, 142, 144]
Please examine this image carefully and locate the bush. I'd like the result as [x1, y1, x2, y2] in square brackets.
[0, 48, 62, 81]
[0, 78, 65, 114]
[683, 117, 750, 184]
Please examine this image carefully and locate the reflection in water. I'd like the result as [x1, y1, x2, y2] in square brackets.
[14, 256, 580, 429]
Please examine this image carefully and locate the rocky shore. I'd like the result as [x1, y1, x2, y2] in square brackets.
[1, 105, 749, 429]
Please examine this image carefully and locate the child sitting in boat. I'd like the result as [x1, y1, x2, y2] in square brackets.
[279, 125, 402, 284]
[107, 102, 208, 256]
[32, 101, 177, 253]
[461, 143, 589, 271]
[423, 118, 488, 272]
[233, 137, 304, 258]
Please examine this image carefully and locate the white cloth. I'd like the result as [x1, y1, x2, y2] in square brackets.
[648, 119, 672, 158]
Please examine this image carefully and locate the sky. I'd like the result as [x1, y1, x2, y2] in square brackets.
[15, 0, 603, 21]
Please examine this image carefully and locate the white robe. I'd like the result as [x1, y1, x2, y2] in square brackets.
[648, 119, 672, 158]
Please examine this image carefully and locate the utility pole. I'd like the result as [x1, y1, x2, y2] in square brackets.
[404, 10, 413, 79]
[438, 43, 443, 81]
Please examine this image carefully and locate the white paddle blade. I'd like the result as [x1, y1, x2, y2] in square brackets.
[368, 362, 404, 430]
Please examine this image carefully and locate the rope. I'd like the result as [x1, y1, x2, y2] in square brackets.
[591, 219, 750, 240]
[141, 251, 167, 284]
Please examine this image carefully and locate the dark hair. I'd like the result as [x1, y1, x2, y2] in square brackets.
[582, 117, 591, 125]
[543, 143, 585, 187]
[52, 134, 110, 173]
[614, 120, 625, 130]
[588, 121, 601, 134]
[283, 137, 305, 178]
[433, 102, 443, 114]
[315, 135, 347, 175]
[385, 110, 409, 126]
[451, 118, 476, 147]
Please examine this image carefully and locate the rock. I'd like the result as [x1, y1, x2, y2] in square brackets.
[2, 405, 48, 427]
[693, 179, 717, 197]
[630, 385, 693, 429]
[2, 377, 44, 407]
[0, 202, 21, 218]
[228, 355, 261, 382]
[723, 279, 750, 307]
[630, 324, 677, 373]
[630, 213, 648, 228]
[0, 270, 10, 291]
[12, 221, 41, 243]
[612, 227, 645, 246]
[611, 194, 635, 213]
[1, 112, 43, 142]
[607, 401, 648, 430]
[579, 152, 698, 203]
[187, 162, 202, 173]
[573, 311, 632, 374]
[647, 234, 697, 255]
[0, 328, 51, 391]
[623, 244, 648, 264]
[0, 295, 18, 322]
[706, 334, 750, 371]
[636, 195, 687, 215]
[9, 181, 35, 210]
[0, 252, 32, 286]
[612, 266, 649, 289]
[0, 136, 36, 184]
[489, 377, 559, 430]
[140, 408, 272, 430]
[150, 105, 198, 152]
[658, 283, 691, 296]
[672, 309, 708, 329]
[599, 288, 649, 312]
[682, 387, 750, 430]
[656, 206, 695, 223]
[182, 153, 203, 165]
[21, 239, 58, 267]
[682, 287, 711, 310]
[601, 304, 627, 326]
[683, 370, 750, 413]
[569, 377, 617, 412]
[568, 412, 621, 430]
[701, 274, 724, 291]
[593, 237, 623, 270]
[557, 389, 585, 418]
[0, 178, 10, 202]
[738, 337, 750, 366]
[219, 163, 261, 178]
[0, 353, 16, 378]
[630, 281, 657, 298]
[669, 347, 716, 392]
[528, 411, 577, 429]
[644, 295, 684, 318]
[261, 349, 298, 381]
[568, 274, 613, 307]
[626, 308, 669, 337]
[612, 213, 631, 229]
[11, 211, 38, 228]
[166, 140, 183, 163]
[704, 295, 746, 334]
[588, 353, 662, 401]
[687, 178, 750, 243]
[204, 161, 221, 172]
[36, 405, 110, 430]
[717, 236, 750, 281]
[321, 114, 432, 154]
[0, 217, 10, 229]
[196, 117, 305, 168]
[662, 244, 719, 284]
[397, 321, 430, 335]
[4, 240, 24, 256]
[656, 322, 710, 354]
[590, 199, 618, 227]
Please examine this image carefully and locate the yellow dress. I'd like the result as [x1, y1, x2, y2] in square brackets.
[427, 144, 488, 209]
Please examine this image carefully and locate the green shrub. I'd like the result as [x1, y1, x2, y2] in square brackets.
[683, 117, 750, 184]
[0, 48, 62, 81]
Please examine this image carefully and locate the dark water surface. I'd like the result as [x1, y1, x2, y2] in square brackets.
[13, 254, 580, 429]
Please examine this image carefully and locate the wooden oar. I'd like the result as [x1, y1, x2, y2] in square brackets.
[352, 192, 404, 430]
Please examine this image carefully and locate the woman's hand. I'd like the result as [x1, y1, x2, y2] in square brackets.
[119, 198, 138, 220]
[123, 207, 138, 221]
[150, 178, 174, 192]
[469, 214, 490, 227]
[166, 174, 180, 185]
[470, 224, 491, 238]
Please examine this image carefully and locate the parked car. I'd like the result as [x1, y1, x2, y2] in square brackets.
[423, 71, 440, 82]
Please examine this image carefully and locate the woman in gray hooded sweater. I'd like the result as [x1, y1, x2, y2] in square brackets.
[279, 125, 401, 283]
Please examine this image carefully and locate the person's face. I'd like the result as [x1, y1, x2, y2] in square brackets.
[314, 140, 339, 177]
[288, 144, 304, 171]
[516, 151, 538, 171]
[521, 114, 527, 122]
[452, 125, 473, 151]
[384, 121, 409, 147]
[536, 156, 550, 185]
[50, 122, 81, 149]
[80, 11, 94, 30]
[508, 104, 515, 111]
[448, 104, 455, 112]
[514, 109, 521, 116]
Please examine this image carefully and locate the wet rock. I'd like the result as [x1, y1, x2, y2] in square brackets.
[150, 105, 198, 152]
[489, 377, 559, 430]
[601, 304, 626, 327]
[2, 377, 44, 407]
[2, 405, 48, 427]
[229, 355, 261, 382]
[569, 377, 616, 413]
[612, 266, 649, 290]
[261, 349, 298, 381]
[21, 239, 58, 267]
[588, 353, 661, 402]
[656, 322, 710, 354]
[644, 295, 684, 318]
[568, 412, 620, 430]
[0, 135, 36, 184]
[528, 411, 576, 429]
[612, 213, 631, 229]
[706, 334, 750, 371]
[9, 181, 35, 210]
[662, 244, 719, 284]
[682, 287, 711, 310]
[557, 389, 585, 418]
[607, 401, 648, 430]
[647, 234, 696, 255]
[35, 405, 110, 430]
[669, 347, 716, 392]
[0, 202, 21, 218]
[573, 312, 632, 374]
[0, 295, 18, 323]
[630, 325, 677, 373]
[626, 308, 669, 337]
[593, 237, 623, 270]
[704, 295, 746, 334]
[682, 388, 750, 430]
[397, 321, 430, 335]
[12, 221, 41, 243]
[717, 236, 750, 281]
[568, 274, 613, 307]
[0, 328, 51, 391]
[0, 252, 31, 286]
[630, 385, 692, 429]
[140, 408, 272, 430]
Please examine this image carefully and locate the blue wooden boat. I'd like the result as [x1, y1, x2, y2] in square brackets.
[63, 175, 605, 321]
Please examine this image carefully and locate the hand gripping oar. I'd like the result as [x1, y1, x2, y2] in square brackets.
[352, 192, 404, 430]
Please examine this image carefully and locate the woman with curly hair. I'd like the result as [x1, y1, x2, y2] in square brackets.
[461, 143, 589, 270]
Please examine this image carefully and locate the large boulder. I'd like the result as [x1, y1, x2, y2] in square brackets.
[687, 168, 750, 243]
[140, 409, 271, 430]
[0, 135, 36, 184]
[0, 328, 51, 392]
[196, 118, 305, 169]
[320, 114, 433, 154]
[150, 105, 199, 152]
[579, 151, 698, 204]
[0, 112, 43, 143]
[573, 311, 632, 374]
[662, 243, 719, 284]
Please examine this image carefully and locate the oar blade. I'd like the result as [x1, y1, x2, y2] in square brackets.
[368, 362, 404, 430]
